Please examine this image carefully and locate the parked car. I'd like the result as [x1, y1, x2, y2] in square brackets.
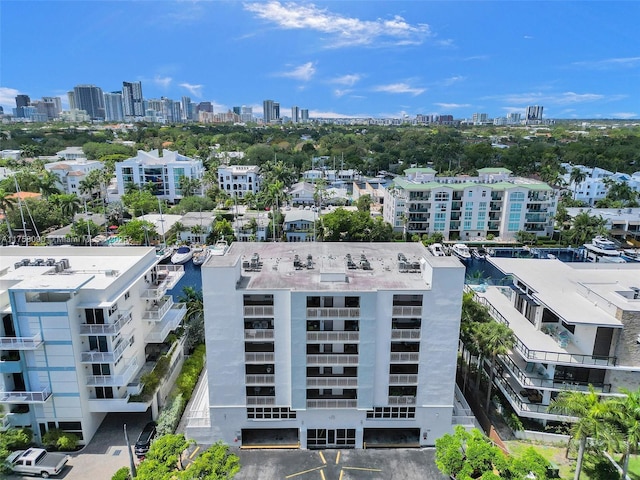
[134, 422, 157, 458]
[6, 448, 70, 478]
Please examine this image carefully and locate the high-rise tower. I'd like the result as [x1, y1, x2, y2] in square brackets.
[73, 85, 105, 120]
[122, 81, 144, 118]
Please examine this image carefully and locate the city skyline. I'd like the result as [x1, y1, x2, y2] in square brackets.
[1, 1, 638, 120]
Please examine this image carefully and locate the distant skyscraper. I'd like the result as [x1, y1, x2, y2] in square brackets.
[472, 112, 488, 124]
[232, 106, 241, 115]
[181, 96, 193, 122]
[525, 105, 543, 123]
[15, 95, 30, 108]
[73, 84, 105, 120]
[67, 91, 76, 110]
[507, 112, 522, 124]
[263, 99, 275, 123]
[273, 102, 280, 121]
[42, 97, 62, 118]
[197, 102, 213, 114]
[122, 81, 144, 118]
[291, 106, 300, 124]
[240, 105, 253, 123]
[104, 92, 124, 122]
[301, 109, 309, 123]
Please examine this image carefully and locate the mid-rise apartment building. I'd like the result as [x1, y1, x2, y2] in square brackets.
[217, 165, 261, 199]
[198, 242, 464, 449]
[115, 149, 204, 203]
[0, 247, 186, 444]
[383, 168, 558, 241]
[44, 155, 103, 198]
[468, 258, 640, 425]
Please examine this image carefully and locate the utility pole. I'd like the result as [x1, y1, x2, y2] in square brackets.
[123, 424, 137, 477]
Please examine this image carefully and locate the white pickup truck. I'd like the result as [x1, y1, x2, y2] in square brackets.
[6, 448, 70, 478]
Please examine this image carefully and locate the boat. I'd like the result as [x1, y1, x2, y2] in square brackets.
[209, 239, 229, 257]
[171, 245, 193, 265]
[428, 243, 446, 257]
[472, 247, 488, 260]
[155, 245, 174, 264]
[451, 243, 472, 261]
[583, 236, 623, 263]
[192, 247, 211, 266]
[621, 249, 640, 262]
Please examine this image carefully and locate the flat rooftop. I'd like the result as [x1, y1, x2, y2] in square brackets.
[489, 257, 640, 325]
[203, 242, 462, 291]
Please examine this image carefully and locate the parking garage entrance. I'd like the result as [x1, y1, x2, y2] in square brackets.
[307, 429, 356, 449]
[363, 428, 421, 448]
[241, 428, 299, 448]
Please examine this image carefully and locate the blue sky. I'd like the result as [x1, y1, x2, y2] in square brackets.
[1, 1, 639, 120]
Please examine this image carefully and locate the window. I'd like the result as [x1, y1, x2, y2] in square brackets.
[434, 192, 449, 202]
[95, 387, 113, 399]
[482, 191, 487, 197]
[465, 202, 473, 210]
[479, 202, 487, 211]
[124, 291, 130, 300]
[366, 407, 416, 419]
[92, 364, 110, 375]
[247, 407, 296, 419]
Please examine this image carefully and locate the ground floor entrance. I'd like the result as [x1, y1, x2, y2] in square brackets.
[363, 428, 421, 448]
[241, 428, 299, 448]
[307, 428, 356, 449]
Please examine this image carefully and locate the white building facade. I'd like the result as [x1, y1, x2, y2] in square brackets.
[44, 157, 103, 198]
[197, 242, 464, 449]
[383, 168, 558, 241]
[115, 149, 204, 203]
[217, 165, 261, 199]
[0, 247, 186, 444]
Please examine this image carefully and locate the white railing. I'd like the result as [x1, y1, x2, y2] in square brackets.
[246, 396, 276, 405]
[245, 374, 275, 385]
[391, 329, 421, 340]
[145, 304, 186, 343]
[306, 354, 359, 365]
[186, 410, 211, 428]
[142, 266, 184, 299]
[307, 377, 358, 387]
[306, 331, 359, 342]
[80, 310, 132, 335]
[392, 306, 422, 316]
[0, 386, 52, 403]
[388, 395, 416, 405]
[81, 336, 130, 363]
[389, 374, 418, 385]
[143, 296, 174, 321]
[86, 358, 139, 386]
[389, 352, 420, 362]
[245, 352, 275, 363]
[244, 306, 274, 316]
[244, 330, 274, 340]
[0, 333, 43, 350]
[306, 308, 360, 318]
[307, 399, 357, 408]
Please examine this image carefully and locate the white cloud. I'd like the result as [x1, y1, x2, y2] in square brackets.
[334, 89, 352, 98]
[0, 87, 20, 109]
[309, 109, 360, 118]
[245, 1, 431, 47]
[331, 74, 362, 86]
[572, 56, 640, 69]
[488, 91, 622, 106]
[179, 82, 204, 97]
[440, 75, 465, 86]
[610, 112, 638, 119]
[523, 35, 534, 40]
[153, 75, 172, 88]
[279, 62, 316, 81]
[373, 83, 425, 96]
[434, 102, 471, 109]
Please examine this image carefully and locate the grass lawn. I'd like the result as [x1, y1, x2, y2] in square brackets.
[504, 440, 574, 479]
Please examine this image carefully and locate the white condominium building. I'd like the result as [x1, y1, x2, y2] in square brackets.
[199, 242, 464, 449]
[115, 149, 204, 203]
[0, 247, 186, 444]
[383, 168, 558, 241]
[44, 158, 103, 198]
[468, 258, 640, 424]
[217, 165, 261, 199]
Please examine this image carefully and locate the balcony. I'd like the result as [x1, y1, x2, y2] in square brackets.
[86, 358, 139, 387]
[80, 310, 132, 335]
[244, 329, 274, 340]
[389, 374, 418, 385]
[307, 377, 358, 388]
[306, 354, 358, 365]
[244, 306, 274, 317]
[0, 333, 43, 350]
[0, 358, 21, 374]
[391, 306, 422, 317]
[245, 352, 275, 363]
[246, 396, 276, 406]
[307, 399, 357, 408]
[81, 336, 131, 364]
[391, 329, 420, 340]
[0, 386, 52, 403]
[145, 303, 186, 343]
[143, 296, 175, 322]
[245, 374, 275, 385]
[87, 394, 150, 413]
[389, 352, 419, 363]
[307, 332, 359, 342]
[388, 395, 416, 405]
[306, 308, 360, 319]
[142, 265, 184, 299]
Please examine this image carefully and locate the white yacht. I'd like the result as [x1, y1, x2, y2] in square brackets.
[209, 239, 229, 257]
[192, 246, 211, 266]
[171, 245, 193, 265]
[451, 243, 472, 261]
[584, 236, 624, 263]
[428, 243, 446, 257]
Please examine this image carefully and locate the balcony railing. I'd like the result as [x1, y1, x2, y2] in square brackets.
[389, 374, 418, 385]
[245, 352, 275, 363]
[245, 374, 275, 385]
[306, 332, 359, 342]
[80, 310, 132, 335]
[307, 377, 358, 388]
[391, 330, 421, 340]
[388, 395, 416, 405]
[244, 330, 274, 340]
[244, 306, 274, 317]
[143, 296, 175, 322]
[306, 308, 360, 318]
[86, 358, 139, 386]
[81, 336, 131, 364]
[391, 306, 422, 316]
[142, 265, 184, 299]
[0, 333, 43, 350]
[389, 352, 419, 363]
[0, 386, 52, 403]
[307, 399, 357, 408]
[246, 396, 276, 406]
[145, 303, 186, 343]
[306, 354, 358, 365]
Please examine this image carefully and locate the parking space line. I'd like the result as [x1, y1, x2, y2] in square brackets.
[285, 466, 325, 478]
[320, 469, 326, 480]
[343, 466, 382, 472]
[318, 452, 326, 464]
[189, 446, 200, 459]
[335, 451, 340, 464]
[339, 469, 344, 480]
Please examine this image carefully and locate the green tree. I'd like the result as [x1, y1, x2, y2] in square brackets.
[117, 219, 156, 245]
[0, 188, 16, 237]
[475, 321, 515, 413]
[70, 218, 101, 240]
[608, 388, 640, 479]
[564, 211, 607, 247]
[178, 286, 204, 352]
[121, 189, 159, 216]
[179, 177, 201, 198]
[356, 194, 372, 213]
[51, 193, 82, 220]
[183, 442, 240, 480]
[135, 434, 190, 480]
[569, 167, 587, 200]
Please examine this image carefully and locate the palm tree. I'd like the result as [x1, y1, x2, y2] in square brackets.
[52, 193, 82, 219]
[36, 171, 61, 199]
[549, 386, 618, 480]
[0, 188, 16, 238]
[608, 388, 640, 479]
[569, 167, 587, 200]
[475, 321, 515, 413]
[171, 221, 185, 243]
[178, 286, 204, 352]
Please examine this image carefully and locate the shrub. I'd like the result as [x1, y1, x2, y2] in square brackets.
[156, 393, 185, 436]
[486, 233, 495, 240]
[42, 429, 79, 451]
[4, 427, 32, 449]
[506, 413, 524, 432]
[111, 466, 131, 480]
[176, 344, 206, 401]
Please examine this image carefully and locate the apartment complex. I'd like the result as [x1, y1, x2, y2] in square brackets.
[469, 258, 640, 424]
[383, 168, 558, 241]
[199, 242, 464, 449]
[44, 157, 103, 198]
[115, 149, 204, 203]
[217, 165, 261, 199]
[0, 247, 186, 444]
